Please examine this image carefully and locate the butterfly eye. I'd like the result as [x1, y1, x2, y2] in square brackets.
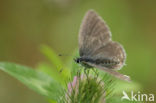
[74, 58, 78, 63]
[77, 59, 80, 63]
[74, 58, 80, 63]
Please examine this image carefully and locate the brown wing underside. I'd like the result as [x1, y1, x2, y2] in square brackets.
[78, 10, 128, 80]
[79, 10, 111, 57]
[79, 10, 126, 70]
[90, 41, 126, 70]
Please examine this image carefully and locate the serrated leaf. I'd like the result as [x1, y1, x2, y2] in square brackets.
[0, 62, 63, 101]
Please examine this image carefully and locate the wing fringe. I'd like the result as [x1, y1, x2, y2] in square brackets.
[88, 63, 131, 82]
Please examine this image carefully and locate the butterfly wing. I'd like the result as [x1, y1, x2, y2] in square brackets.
[90, 41, 126, 70]
[79, 10, 112, 57]
[78, 10, 129, 81]
[86, 41, 128, 81]
[87, 62, 130, 81]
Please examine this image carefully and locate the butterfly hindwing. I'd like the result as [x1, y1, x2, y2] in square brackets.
[89, 41, 126, 70]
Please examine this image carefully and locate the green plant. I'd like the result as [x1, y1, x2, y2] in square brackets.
[0, 45, 141, 103]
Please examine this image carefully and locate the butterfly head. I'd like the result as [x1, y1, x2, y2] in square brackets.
[74, 58, 81, 64]
[74, 57, 93, 68]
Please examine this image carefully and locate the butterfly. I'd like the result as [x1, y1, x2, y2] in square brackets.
[75, 10, 130, 81]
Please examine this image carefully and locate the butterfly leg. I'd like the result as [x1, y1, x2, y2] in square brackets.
[84, 67, 90, 83]
[91, 68, 99, 78]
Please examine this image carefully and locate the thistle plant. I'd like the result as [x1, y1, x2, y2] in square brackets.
[0, 45, 141, 103]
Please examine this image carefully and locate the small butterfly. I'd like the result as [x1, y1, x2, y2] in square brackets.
[75, 10, 130, 81]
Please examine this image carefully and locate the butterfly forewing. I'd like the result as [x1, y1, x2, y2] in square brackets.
[79, 10, 112, 57]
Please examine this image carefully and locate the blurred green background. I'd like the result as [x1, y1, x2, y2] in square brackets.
[0, 0, 156, 103]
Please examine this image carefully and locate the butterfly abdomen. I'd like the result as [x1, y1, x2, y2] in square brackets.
[96, 59, 119, 68]
[77, 57, 119, 69]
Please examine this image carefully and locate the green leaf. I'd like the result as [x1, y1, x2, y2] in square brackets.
[37, 63, 65, 86]
[0, 62, 63, 101]
[40, 45, 70, 82]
